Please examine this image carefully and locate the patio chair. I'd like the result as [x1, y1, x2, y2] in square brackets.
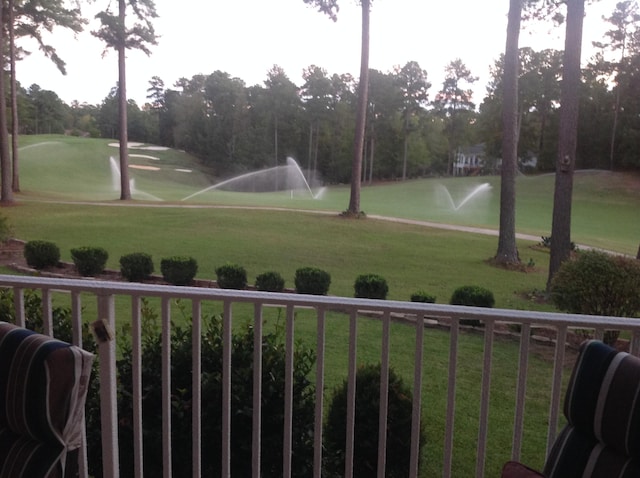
[502, 339, 640, 478]
[0, 321, 94, 478]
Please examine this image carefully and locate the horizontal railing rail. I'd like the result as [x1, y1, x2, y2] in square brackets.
[1, 274, 639, 478]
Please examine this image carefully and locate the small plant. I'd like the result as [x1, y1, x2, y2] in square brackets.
[450, 285, 495, 326]
[24, 240, 60, 270]
[540, 235, 577, 251]
[294, 267, 331, 295]
[0, 215, 12, 243]
[255, 271, 285, 292]
[410, 291, 436, 303]
[354, 273, 388, 299]
[215, 263, 248, 290]
[70, 246, 108, 276]
[120, 253, 154, 282]
[160, 256, 198, 286]
[324, 363, 425, 478]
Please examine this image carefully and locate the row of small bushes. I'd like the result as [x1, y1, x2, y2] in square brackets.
[23, 241, 498, 306]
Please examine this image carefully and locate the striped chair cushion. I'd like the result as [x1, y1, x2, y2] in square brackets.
[0, 428, 63, 478]
[543, 340, 640, 478]
[0, 321, 94, 477]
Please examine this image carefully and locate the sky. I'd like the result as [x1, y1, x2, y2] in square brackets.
[16, 0, 620, 107]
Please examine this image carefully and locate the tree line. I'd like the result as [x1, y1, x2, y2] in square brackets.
[5, 1, 640, 190]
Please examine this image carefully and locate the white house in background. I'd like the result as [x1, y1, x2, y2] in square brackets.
[453, 143, 538, 176]
[453, 144, 485, 176]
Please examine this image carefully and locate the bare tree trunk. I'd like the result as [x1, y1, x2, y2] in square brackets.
[0, 1, 14, 205]
[548, 0, 584, 288]
[609, 84, 621, 171]
[402, 108, 409, 181]
[495, 0, 522, 265]
[118, 0, 131, 200]
[9, 0, 19, 193]
[347, 0, 370, 215]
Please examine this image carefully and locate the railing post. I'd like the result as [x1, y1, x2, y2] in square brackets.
[409, 315, 424, 478]
[97, 293, 120, 478]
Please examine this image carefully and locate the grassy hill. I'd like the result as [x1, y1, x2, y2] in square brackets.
[4, 134, 639, 308]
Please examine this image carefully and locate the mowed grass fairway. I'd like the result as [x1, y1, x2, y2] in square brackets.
[5, 135, 640, 476]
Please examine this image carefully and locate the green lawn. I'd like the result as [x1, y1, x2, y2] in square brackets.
[5, 135, 637, 476]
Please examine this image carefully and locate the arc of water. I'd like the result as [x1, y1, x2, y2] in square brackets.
[438, 183, 492, 211]
[109, 156, 163, 201]
[286, 157, 317, 198]
[181, 157, 322, 201]
[454, 183, 491, 211]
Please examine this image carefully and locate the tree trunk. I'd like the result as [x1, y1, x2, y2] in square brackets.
[547, 0, 584, 288]
[118, 0, 131, 200]
[9, 0, 19, 193]
[402, 108, 409, 181]
[495, 0, 522, 265]
[0, 1, 14, 205]
[347, 0, 370, 215]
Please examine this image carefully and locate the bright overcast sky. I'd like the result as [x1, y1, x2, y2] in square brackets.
[17, 0, 618, 106]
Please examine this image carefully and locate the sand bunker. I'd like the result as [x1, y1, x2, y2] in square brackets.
[130, 154, 160, 161]
[129, 165, 160, 171]
[108, 142, 169, 151]
[138, 146, 169, 151]
[175, 169, 192, 173]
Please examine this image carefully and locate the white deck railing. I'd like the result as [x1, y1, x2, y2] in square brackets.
[1, 274, 639, 478]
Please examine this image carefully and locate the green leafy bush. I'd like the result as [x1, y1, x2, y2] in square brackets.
[324, 363, 425, 477]
[450, 285, 495, 308]
[24, 240, 60, 269]
[294, 267, 331, 295]
[70, 246, 108, 276]
[160, 256, 198, 286]
[354, 273, 389, 299]
[450, 285, 495, 326]
[550, 251, 640, 345]
[255, 271, 285, 292]
[119, 253, 154, 282]
[113, 312, 316, 477]
[410, 291, 436, 303]
[215, 263, 248, 290]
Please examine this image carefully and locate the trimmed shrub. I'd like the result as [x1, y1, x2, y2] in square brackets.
[70, 246, 108, 276]
[324, 363, 425, 478]
[354, 273, 389, 299]
[120, 253, 154, 282]
[550, 251, 640, 345]
[410, 291, 436, 303]
[450, 285, 495, 308]
[215, 263, 248, 290]
[24, 240, 60, 269]
[113, 312, 316, 477]
[160, 256, 198, 286]
[255, 271, 285, 292]
[450, 285, 495, 326]
[294, 267, 331, 295]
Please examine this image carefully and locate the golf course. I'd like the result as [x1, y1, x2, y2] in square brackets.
[6, 135, 639, 308]
[3, 135, 640, 476]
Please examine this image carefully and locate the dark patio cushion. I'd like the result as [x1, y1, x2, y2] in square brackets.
[0, 427, 63, 478]
[0, 321, 94, 477]
[501, 460, 546, 477]
[543, 340, 640, 477]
